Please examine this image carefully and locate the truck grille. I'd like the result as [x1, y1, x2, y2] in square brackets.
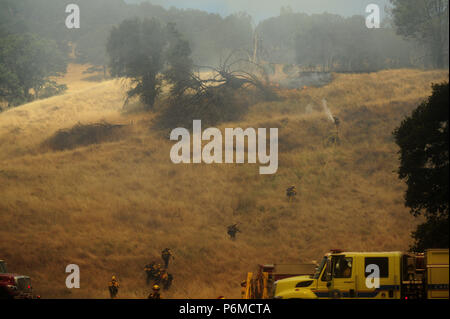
[15, 276, 32, 293]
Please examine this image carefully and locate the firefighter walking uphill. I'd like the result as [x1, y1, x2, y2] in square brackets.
[108, 275, 120, 299]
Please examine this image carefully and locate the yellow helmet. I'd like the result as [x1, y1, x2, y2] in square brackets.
[153, 285, 160, 291]
[112, 275, 116, 280]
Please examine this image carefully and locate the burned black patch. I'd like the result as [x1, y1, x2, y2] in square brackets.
[44, 122, 126, 151]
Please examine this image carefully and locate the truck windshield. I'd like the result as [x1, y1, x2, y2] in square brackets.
[313, 257, 327, 279]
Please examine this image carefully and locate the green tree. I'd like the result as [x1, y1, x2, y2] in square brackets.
[107, 18, 166, 109]
[393, 82, 449, 251]
[0, 63, 21, 108]
[390, 0, 449, 68]
[0, 33, 67, 106]
[106, 18, 192, 110]
[164, 23, 194, 97]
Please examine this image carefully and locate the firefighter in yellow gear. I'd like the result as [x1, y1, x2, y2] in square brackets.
[159, 270, 174, 290]
[333, 116, 340, 128]
[160, 270, 168, 284]
[148, 284, 161, 299]
[161, 248, 174, 268]
[286, 185, 297, 202]
[144, 263, 153, 272]
[240, 280, 247, 299]
[145, 262, 162, 285]
[227, 224, 240, 240]
[108, 275, 120, 299]
[153, 264, 162, 281]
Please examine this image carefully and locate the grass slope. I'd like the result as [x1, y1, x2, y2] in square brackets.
[0, 65, 447, 298]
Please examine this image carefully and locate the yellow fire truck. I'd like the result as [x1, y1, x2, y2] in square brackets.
[272, 249, 448, 299]
[242, 264, 317, 299]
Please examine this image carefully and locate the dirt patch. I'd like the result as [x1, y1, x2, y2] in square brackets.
[263, 63, 333, 89]
[44, 122, 126, 151]
[278, 72, 333, 89]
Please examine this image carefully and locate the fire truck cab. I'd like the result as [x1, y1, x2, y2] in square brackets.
[0, 260, 33, 299]
[273, 249, 449, 299]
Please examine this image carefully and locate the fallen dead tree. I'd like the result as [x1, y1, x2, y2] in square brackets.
[157, 53, 279, 129]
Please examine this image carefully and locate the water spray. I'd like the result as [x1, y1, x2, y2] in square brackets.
[321, 99, 335, 124]
[322, 99, 340, 146]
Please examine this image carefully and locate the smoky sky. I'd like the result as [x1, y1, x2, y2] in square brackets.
[125, 0, 390, 22]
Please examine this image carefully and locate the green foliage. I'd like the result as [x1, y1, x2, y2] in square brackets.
[256, 12, 418, 71]
[107, 18, 164, 109]
[107, 18, 193, 110]
[393, 82, 449, 250]
[0, 33, 67, 107]
[75, 26, 111, 66]
[2, 0, 253, 67]
[0, 62, 22, 106]
[156, 51, 275, 128]
[2, 0, 436, 71]
[157, 86, 252, 129]
[390, 0, 449, 68]
[164, 23, 195, 98]
[293, 14, 415, 71]
[411, 217, 449, 252]
[38, 81, 67, 99]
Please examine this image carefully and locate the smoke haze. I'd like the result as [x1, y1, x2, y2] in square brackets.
[126, 0, 390, 22]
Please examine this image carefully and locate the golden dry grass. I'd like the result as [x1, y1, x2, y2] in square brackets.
[0, 65, 447, 298]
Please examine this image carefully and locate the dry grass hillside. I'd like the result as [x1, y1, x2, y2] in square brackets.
[0, 64, 447, 298]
